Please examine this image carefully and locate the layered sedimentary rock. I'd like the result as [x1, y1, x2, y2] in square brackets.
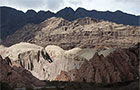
[4, 17, 140, 49]
[0, 55, 45, 88]
[54, 43, 140, 83]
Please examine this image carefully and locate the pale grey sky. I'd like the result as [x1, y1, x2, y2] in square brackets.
[0, 0, 139, 15]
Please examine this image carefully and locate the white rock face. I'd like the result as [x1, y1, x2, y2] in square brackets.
[11, 45, 86, 80]
[0, 45, 7, 55]
[43, 45, 115, 80]
[1, 42, 43, 61]
[1, 42, 115, 81]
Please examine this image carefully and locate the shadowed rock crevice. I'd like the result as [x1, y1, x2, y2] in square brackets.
[41, 49, 53, 63]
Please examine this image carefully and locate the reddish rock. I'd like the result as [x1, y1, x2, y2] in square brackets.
[55, 43, 139, 83]
[54, 71, 71, 81]
[74, 47, 139, 83]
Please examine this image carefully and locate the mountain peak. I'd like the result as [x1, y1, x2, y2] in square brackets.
[26, 9, 36, 14]
[76, 7, 87, 12]
[63, 7, 74, 11]
[57, 7, 74, 13]
[56, 7, 75, 21]
[115, 10, 124, 14]
[41, 17, 70, 29]
[25, 9, 36, 16]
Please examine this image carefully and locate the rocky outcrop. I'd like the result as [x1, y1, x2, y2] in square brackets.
[54, 71, 71, 81]
[1, 42, 115, 81]
[4, 17, 140, 49]
[0, 55, 45, 88]
[1, 42, 43, 61]
[0, 43, 85, 80]
[1, 42, 139, 84]
[16, 45, 87, 80]
[55, 43, 139, 83]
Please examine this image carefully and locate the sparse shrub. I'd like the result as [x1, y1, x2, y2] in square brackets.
[0, 82, 13, 90]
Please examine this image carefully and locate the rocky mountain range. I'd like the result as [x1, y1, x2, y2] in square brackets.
[0, 7, 140, 89]
[0, 6, 139, 40]
[3, 17, 140, 50]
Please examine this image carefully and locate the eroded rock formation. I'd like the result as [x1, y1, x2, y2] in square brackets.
[1, 42, 115, 81]
[1, 41, 139, 85]
[54, 43, 140, 83]
[0, 55, 45, 88]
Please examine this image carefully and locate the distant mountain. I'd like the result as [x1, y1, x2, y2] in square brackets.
[0, 6, 139, 40]
[0, 7, 55, 40]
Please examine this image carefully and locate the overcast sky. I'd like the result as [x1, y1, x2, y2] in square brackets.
[0, 0, 139, 15]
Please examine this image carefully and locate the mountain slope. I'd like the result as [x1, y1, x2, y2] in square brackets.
[55, 43, 140, 83]
[0, 6, 139, 40]
[3, 17, 140, 49]
[0, 6, 55, 40]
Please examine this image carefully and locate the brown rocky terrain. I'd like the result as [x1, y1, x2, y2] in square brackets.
[54, 43, 140, 83]
[3, 17, 140, 49]
[0, 42, 139, 85]
[0, 55, 45, 88]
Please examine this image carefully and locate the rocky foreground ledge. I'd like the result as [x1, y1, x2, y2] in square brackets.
[0, 55, 46, 88]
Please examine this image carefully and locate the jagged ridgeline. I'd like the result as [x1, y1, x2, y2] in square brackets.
[0, 6, 139, 40]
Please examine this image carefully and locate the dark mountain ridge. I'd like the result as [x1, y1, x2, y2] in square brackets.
[0, 6, 139, 40]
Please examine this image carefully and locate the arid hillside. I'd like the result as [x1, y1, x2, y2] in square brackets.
[3, 17, 140, 50]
